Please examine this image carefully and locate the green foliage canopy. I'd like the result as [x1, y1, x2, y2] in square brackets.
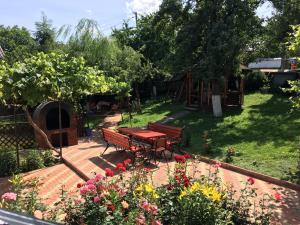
[60, 18, 154, 86]
[34, 13, 57, 52]
[0, 25, 38, 65]
[0, 52, 129, 107]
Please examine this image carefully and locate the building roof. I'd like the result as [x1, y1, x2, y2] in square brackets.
[248, 58, 283, 70]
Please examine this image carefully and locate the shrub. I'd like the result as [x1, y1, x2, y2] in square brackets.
[244, 71, 267, 92]
[41, 150, 57, 167]
[25, 150, 44, 172]
[181, 130, 191, 147]
[202, 131, 212, 154]
[225, 147, 236, 163]
[0, 150, 18, 177]
[0, 175, 46, 216]
[51, 157, 277, 225]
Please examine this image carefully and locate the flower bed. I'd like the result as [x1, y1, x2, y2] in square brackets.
[1, 156, 282, 225]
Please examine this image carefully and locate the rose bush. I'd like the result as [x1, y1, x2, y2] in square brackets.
[53, 156, 279, 225]
[1, 156, 281, 224]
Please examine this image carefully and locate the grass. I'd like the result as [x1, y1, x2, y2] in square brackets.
[85, 115, 104, 129]
[118, 99, 183, 128]
[170, 93, 299, 179]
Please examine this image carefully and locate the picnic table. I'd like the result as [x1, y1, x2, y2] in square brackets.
[118, 127, 166, 141]
[118, 127, 169, 164]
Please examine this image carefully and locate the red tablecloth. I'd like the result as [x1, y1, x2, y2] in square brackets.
[118, 127, 166, 140]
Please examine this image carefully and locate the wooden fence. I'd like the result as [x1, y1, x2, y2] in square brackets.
[0, 122, 36, 149]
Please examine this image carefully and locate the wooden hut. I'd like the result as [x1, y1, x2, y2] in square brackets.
[176, 72, 244, 110]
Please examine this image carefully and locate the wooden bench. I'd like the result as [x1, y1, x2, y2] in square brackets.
[147, 122, 184, 154]
[101, 128, 144, 161]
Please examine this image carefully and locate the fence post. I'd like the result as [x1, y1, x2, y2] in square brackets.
[14, 105, 20, 168]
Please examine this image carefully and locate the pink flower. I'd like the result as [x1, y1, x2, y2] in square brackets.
[105, 168, 114, 177]
[86, 179, 95, 185]
[135, 213, 146, 225]
[149, 204, 158, 215]
[87, 184, 96, 191]
[247, 177, 255, 185]
[274, 192, 282, 202]
[95, 174, 104, 182]
[144, 168, 151, 173]
[212, 160, 222, 169]
[151, 220, 163, 225]
[1, 192, 17, 201]
[74, 199, 82, 205]
[80, 187, 88, 195]
[140, 200, 150, 210]
[93, 196, 101, 203]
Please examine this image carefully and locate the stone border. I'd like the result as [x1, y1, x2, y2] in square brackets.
[196, 155, 300, 192]
[62, 157, 90, 181]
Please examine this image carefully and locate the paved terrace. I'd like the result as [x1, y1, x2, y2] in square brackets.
[0, 135, 299, 224]
[62, 137, 300, 225]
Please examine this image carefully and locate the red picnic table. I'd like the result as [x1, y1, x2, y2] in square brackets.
[118, 127, 169, 164]
[118, 127, 167, 141]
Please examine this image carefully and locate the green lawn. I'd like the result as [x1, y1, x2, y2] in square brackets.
[119, 94, 299, 180]
[118, 99, 183, 128]
[170, 93, 299, 179]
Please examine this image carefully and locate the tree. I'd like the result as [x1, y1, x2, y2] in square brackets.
[60, 18, 154, 111]
[249, 0, 300, 59]
[34, 13, 57, 52]
[288, 24, 300, 55]
[0, 52, 128, 150]
[283, 24, 300, 108]
[173, 0, 261, 116]
[0, 25, 38, 64]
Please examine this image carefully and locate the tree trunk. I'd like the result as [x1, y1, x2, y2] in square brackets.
[211, 80, 223, 117]
[135, 83, 142, 113]
[23, 106, 56, 151]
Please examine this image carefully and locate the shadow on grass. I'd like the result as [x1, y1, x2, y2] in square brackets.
[170, 94, 300, 157]
[119, 99, 183, 127]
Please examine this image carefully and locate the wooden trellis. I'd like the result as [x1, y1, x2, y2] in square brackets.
[0, 123, 36, 149]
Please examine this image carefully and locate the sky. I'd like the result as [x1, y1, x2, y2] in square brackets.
[0, 0, 275, 36]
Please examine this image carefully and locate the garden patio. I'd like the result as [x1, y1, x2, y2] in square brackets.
[1, 135, 299, 224]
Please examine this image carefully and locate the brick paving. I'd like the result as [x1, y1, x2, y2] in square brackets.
[62, 138, 300, 225]
[0, 164, 84, 206]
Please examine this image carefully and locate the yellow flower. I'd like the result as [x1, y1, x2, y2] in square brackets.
[134, 184, 143, 197]
[121, 200, 129, 209]
[153, 193, 159, 199]
[144, 184, 154, 193]
[190, 182, 202, 193]
[179, 189, 188, 199]
[201, 185, 222, 203]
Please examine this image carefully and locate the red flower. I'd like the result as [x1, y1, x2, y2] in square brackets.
[115, 163, 126, 172]
[183, 153, 192, 159]
[105, 168, 114, 177]
[274, 192, 282, 202]
[183, 175, 190, 187]
[247, 177, 255, 185]
[77, 183, 83, 188]
[107, 202, 116, 212]
[144, 168, 151, 173]
[167, 184, 173, 190]
[123, 158, 132, 166]
[175, 155, 186, 163]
